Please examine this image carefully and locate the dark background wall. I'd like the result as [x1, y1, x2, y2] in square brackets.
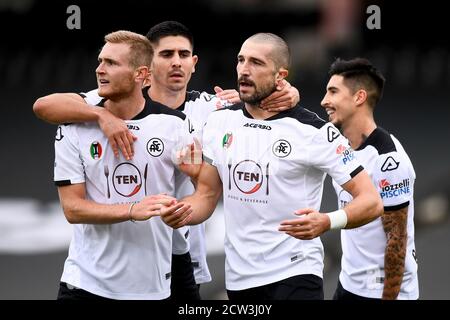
[0, 0, 449, 300]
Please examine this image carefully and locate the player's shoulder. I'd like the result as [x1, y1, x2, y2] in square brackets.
[267, 104, 327, 131]
[185, 90, 214, 102]
[364, 128, 413, 174]
[137, 98, 186, 122]
[79, 89, 106, 106]
[358, 127, 397, 155]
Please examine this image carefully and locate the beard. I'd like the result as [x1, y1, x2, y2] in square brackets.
[238, 76, 277, 106]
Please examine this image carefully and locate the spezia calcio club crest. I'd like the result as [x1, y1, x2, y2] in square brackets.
[147, 138, 164, 157]
[272, 139, 291, 158]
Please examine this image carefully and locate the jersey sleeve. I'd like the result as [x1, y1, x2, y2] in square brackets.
[201, 112, 221, 167]
[309, 123, 363, 186]
[375, 152, 413, 210]
[79, 88, 103, 105]
[54, 124, 85, 186]
[171, 116, 196, 166]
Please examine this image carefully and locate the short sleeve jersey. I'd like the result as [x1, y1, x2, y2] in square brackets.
[333, 127, 419, 299]
[54, 96, 192, 299]
[202, 103, 363, 290]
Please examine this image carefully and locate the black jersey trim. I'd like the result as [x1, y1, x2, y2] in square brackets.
[55, 180, 72, 186]
[357, 127, 397, 155]
[77, 92, 106, 107]
[384, 201, 409, 211]
[178, 90, 203, 111]
[350, 165, 364, 178]
[138, 87, 186, 120]
[185, 90, 202, 102]
[221, 103, 327, 129]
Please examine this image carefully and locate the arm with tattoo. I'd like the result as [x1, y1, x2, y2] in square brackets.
[381, 206, 408, 299]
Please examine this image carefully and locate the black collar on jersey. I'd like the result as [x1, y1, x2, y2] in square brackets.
[94, 88, 185, 121]
[356, 126, 397, 154]
[141, 86, 201, 112]
[228, 102, 326, 129]
[138, 87, 186, 120]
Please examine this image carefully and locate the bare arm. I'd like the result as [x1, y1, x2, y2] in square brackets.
[58, 183, 186, 224]
[382, 206, 408, 300]
[161, 161, 223, 228]
[338, 169, 383, 228]
[279, 170, 383, 239]
[33, 93, 136, 159]
[33, 93, 102, 124]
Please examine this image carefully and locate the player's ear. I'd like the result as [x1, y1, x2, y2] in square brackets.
[135, 66, 150, 82]
[192, 55, 198, 74]
[275, 68, 288, 89]
[354, 89, 367, 106]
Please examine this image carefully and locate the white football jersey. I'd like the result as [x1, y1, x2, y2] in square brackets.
[202, 104, 364, 291]
[333, 127, 419, 299]
[144, 88, 230, 284]
[82, 89, 191, 257]
[54, 97, 192, 299]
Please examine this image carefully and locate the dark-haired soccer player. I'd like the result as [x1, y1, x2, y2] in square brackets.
[321, 57, 419, 300]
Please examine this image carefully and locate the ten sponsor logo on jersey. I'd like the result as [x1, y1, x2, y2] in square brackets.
[336, 144, 355, 165]
[112, 162, 142, 197]
[379, 178, 410, 199]
[233, 160, 264, 194]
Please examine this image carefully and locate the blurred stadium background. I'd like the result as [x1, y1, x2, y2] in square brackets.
[0, 0, 449, 299]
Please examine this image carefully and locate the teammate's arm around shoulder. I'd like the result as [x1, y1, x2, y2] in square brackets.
[161, 161, 222, 229]
[33, 91, 136, 160]
[33, 92, 99, 124]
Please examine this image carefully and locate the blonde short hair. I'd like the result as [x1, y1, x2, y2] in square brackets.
[104, 30, 153, 68]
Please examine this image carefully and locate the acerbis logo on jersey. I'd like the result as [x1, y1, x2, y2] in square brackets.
[90, 141, 103, 159]
[112, 162, 142, 197]
[147, 138, 164, 157]
[379, 178, 410, 199]
[127, 124, 140, 130]
[243, 123, 272, 130]
[381, 156, 399, 172]
[272, 139, 291, 158]
[336, 144, 355, 165]
[327, 126, 340, 142]
[233, 160, 264, 194]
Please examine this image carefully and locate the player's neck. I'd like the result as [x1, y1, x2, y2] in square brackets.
[104, 90, 146, 120]
[148, 84, 186, 109]
[244, 103, 279, 120]
[342, 114, 377, 150]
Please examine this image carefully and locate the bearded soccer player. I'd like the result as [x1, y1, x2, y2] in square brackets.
[162, 33, 383, 300]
